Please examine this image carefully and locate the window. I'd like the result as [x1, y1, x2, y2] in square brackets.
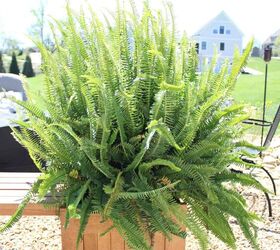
[213, 29, 218, 34]
[195, 43, 199, 54]
[219, 26, 224, 34]
[226, 29, 231, 34]
[220, 42, 225, 51]
[202, 41, 207, 50]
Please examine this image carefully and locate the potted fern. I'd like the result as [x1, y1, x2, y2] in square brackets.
[1, 1, 268, 249]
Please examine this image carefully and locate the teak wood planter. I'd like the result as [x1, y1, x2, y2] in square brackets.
[60, 209, 185, 250]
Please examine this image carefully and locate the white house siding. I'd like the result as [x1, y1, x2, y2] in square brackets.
[29, 52, 42, 74]
[192, 11, 243, 71]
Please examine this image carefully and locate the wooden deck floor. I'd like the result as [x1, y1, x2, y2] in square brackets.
[0, 172, 58, 216]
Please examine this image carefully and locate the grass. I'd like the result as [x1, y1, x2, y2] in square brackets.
[26, 73, 44, 93]
[26, 57, 280, 135]
[233, 57, 280, 135]
[25, 74, 45, 108]
[234, 57, 280, 114]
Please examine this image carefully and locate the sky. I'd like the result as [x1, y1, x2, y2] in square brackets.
[0, 0, 279, 47]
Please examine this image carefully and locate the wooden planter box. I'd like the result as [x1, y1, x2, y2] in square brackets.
[0, 173, 185, 250]
[60, 209, 185, 250]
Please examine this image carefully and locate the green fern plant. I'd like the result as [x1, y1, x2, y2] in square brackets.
[1, 1, 268, 249]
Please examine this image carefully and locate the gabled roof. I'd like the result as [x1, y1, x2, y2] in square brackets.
[193, 11, 243, 37]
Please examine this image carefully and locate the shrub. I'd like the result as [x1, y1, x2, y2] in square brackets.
[0, 51, 5, 73]
[22, 55, 35, 77]
[2, 2, 266, 250]
[18, 50, 24, 56]
[9, 52, 20, 75]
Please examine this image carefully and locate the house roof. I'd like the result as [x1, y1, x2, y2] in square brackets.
[193, 11, 243, 37]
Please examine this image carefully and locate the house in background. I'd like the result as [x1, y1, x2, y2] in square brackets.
[263, 29, 280, 47]
[263, 29, 280, 56]
[192, 11, 243, 70]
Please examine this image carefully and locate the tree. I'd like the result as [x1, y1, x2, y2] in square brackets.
[28, 0, 54, 51]
[28, 0, 52, 48]
[9, 52, 20, 75]
[0, 32, 6, 49]
[0, 51, 6, 73]
[1, 37, 20, 55]
[22, 55, 35, 77]
[251, 46, 260, 57]
[31, 0, 46, 44]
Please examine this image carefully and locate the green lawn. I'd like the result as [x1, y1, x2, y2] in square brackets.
[26, 73, 44, 91]
[234, 57, 280, 114]
[26, 57, 280, 135]
[233, 57, 280, 134]
[25, 74, 45, 108]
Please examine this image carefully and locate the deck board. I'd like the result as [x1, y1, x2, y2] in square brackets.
[0, 183, 33, 190]
[0, 172, 41, 178]
[0, 172, 58, 216]
[0, 172, 39, 198]
[0, 190, 31, 197]
[0, 203, 58, 216]
[0, 177, 39, 184]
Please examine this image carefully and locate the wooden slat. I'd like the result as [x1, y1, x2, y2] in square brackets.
[0, 172, 41, 178]
[0, 190, 53, 204]
[86, 214, 113, 233]
[165, 235, 185, 250]
[0, 177, 38, 184]
[0, 197, 25, 204]
[0, 193, 54, 201]
[60, 209, 83, 250]
[110, 229, 126, 250]
[98, 232, 111, 250]
[84, 234, 97, 250]
[0, 203, 58, 216]
[0, 190, 29, 197]
[0, 183, 33, 190]
[153, 232, 165, 250]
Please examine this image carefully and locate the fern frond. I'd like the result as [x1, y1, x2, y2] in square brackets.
[117, 181, 180, 200]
